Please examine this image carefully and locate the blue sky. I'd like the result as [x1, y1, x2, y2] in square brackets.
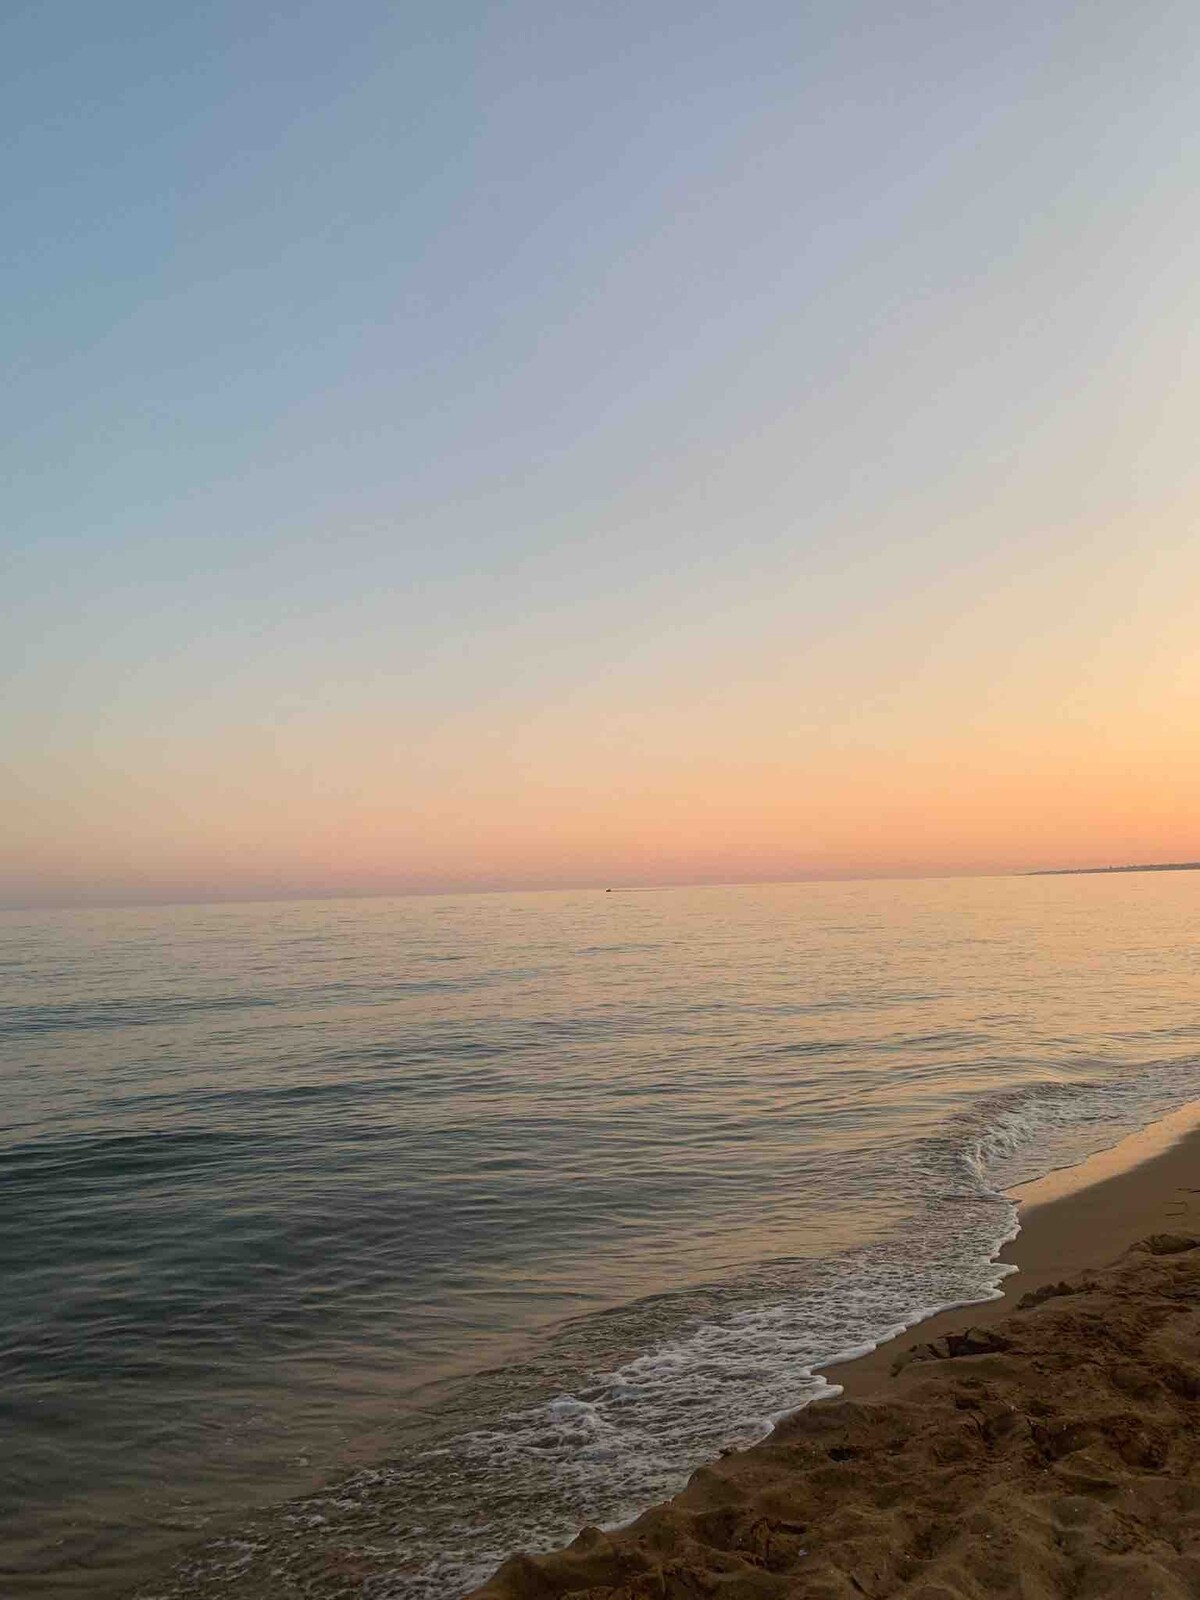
[5, 3, 1200, 904]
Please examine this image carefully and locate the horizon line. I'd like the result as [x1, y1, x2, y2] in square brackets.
[0, 862, 1120, 916]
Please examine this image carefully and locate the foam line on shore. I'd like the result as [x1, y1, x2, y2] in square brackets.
[472, 1109, 1200, 1598]
[1010, 1095, 1200, 1210]
[122, 1087, 1200, 1599]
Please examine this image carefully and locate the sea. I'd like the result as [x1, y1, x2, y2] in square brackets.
[2, 873, 1198, 1598]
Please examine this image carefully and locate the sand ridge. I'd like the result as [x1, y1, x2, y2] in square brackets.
[473, 1234, 1200, 1599]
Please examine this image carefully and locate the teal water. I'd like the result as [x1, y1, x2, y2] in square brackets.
[2, 875, 1198, 1597]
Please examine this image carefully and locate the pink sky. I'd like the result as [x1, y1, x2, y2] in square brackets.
[5, 4, 1199, 907]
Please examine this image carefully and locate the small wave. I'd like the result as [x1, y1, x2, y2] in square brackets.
[0, 992, 277, 1037]
[193, 1054, 1200, 1600]
[953, 1064, 1200, 1195]
[1, 1126, 252, 1186]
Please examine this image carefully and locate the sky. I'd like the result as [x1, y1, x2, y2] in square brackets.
[4, 1, 1200, 908]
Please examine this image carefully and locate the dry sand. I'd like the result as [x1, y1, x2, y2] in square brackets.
[472, 1108, 1200, 1600]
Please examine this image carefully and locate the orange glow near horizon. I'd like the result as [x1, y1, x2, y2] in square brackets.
[6, 6, 1200, 909]
[7, 685, 1200, 906]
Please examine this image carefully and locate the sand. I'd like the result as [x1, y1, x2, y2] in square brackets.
[471, 1109, 1200, 1600]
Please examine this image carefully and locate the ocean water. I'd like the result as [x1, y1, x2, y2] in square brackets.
[2, 874, 1198, 1598]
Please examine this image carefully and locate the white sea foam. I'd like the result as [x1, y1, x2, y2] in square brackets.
[136, 1060, 1200, 1600]
[22, 883, 1199, 1600]
[361, 1066, 1200, 1597]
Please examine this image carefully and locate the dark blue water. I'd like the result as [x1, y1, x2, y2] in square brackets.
[2, 876, 1198, 1597]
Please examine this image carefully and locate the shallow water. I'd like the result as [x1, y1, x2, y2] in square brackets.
[1, 874, 1198, 1596]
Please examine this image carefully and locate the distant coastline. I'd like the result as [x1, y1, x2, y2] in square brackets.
[1029, 860, 1200, 877]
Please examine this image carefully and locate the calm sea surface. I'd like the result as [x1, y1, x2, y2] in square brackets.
[2, 876, 1198, 1597]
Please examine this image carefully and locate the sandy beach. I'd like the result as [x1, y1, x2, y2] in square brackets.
[472, 1106, 1200, 1599]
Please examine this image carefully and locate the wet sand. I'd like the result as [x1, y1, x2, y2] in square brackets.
[473, 1105, 1200, 1598]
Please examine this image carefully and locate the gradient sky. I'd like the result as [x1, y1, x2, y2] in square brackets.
[5, 1, 1200, 907]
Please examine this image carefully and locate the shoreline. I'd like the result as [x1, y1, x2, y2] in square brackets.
[111, 1101, 1200, 1600]
[827, 1097, 1200, 1403]
[473, 1102, 1200, 1598]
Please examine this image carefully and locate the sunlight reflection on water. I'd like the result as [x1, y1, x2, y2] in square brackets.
[2, 873, 1198, 1594]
